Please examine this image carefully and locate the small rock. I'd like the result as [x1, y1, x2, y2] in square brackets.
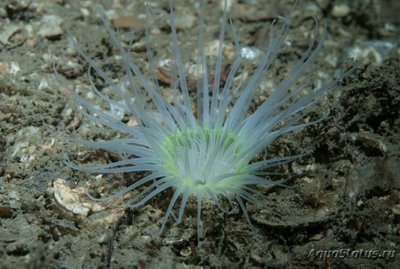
[0, 206, 13, 219]
[174, 13, 196, 30]
[112, 16, 144, 29]
[38, 14, 64, 39]
[347, 40, 396, 65]
[331, 3, 350, 17]
[345, 156, 400, 199]
[231, 3, 276, 22]
[315, 0, 331, 10]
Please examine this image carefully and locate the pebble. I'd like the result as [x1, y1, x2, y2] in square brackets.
[331, 3, 350, 17]
[38, 14, 64, 39]
[347, 40, 396, 65]
[174, 13, 196, 30]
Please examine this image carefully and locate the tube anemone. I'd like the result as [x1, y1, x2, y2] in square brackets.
[62, 0, 355, 239]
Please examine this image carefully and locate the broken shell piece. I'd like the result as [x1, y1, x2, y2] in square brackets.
[0, 25, 22, 45]
[49, 178, 125, 225]
[52, 178, 90, 216]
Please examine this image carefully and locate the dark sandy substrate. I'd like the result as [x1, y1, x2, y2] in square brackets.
[0, 0, 399, 268]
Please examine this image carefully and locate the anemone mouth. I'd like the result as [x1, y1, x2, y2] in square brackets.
[160, 125, 250, 193]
